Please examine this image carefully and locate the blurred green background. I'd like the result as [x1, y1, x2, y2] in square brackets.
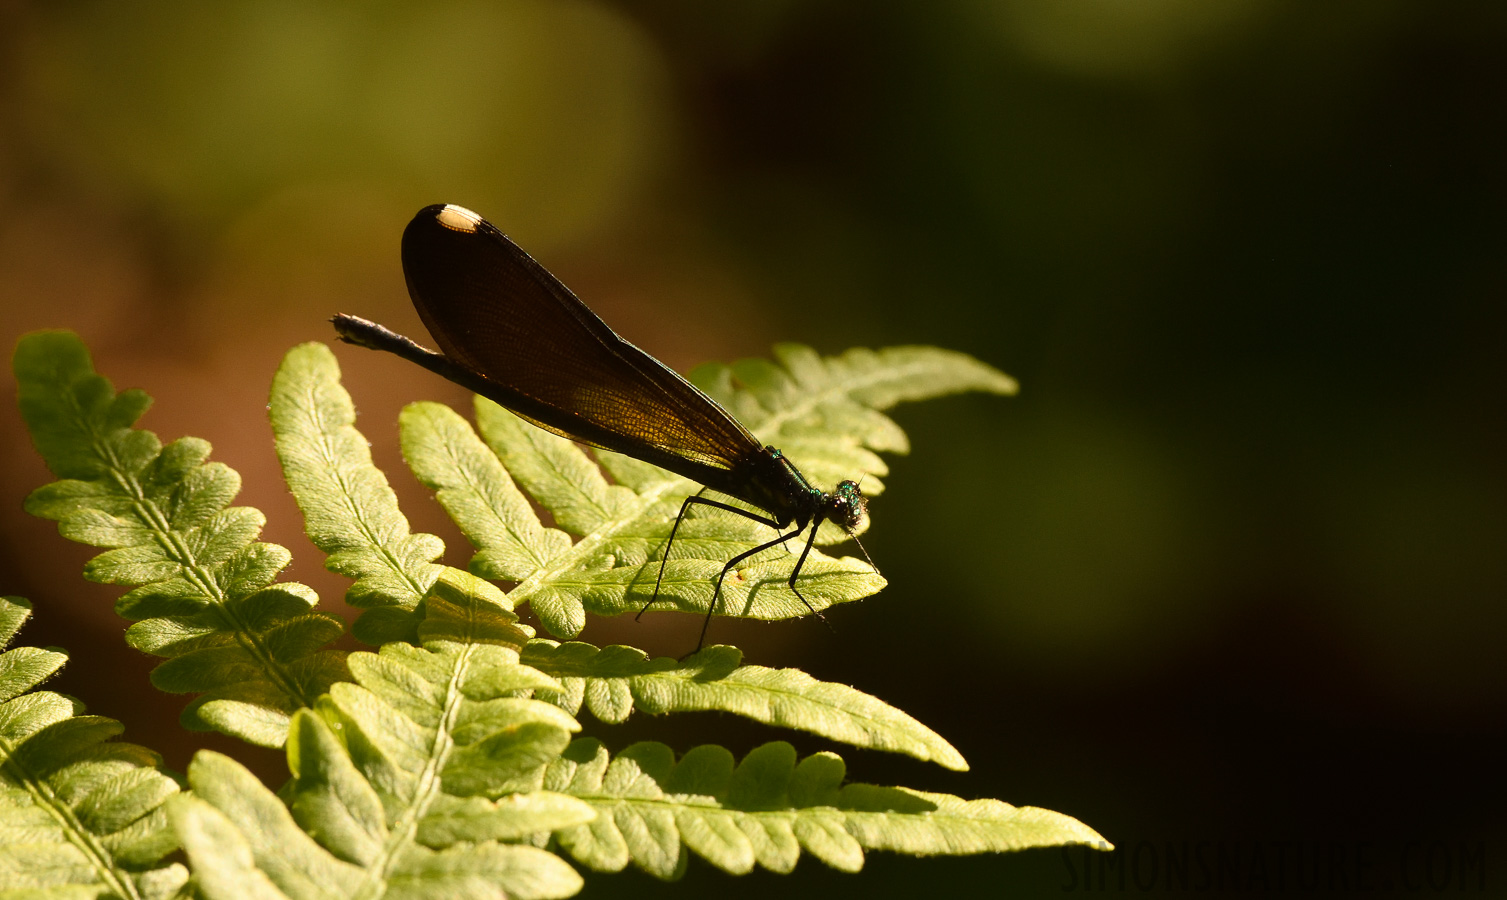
[2, 1, 1503, 896]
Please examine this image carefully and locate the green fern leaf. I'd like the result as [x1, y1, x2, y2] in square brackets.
[696, 344, 1017, 502]
[14, 332, 349, 747]
[519, 641, 967, 771]
[173, 573, 593, 899]
[396, 343, 1011, 638]
[0, 596, 188, 899]
[270, 342, 464, 647]
[546, 738, 1102, 880]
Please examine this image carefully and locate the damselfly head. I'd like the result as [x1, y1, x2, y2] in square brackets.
[827, 479, 869, 533]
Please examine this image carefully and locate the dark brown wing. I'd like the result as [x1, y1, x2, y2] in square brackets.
[401, 204, 762, 487]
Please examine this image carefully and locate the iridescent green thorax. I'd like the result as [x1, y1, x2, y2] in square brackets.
[732, 446, 867, 534]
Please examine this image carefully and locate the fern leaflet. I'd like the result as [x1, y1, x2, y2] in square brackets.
[545, 738, 1103, 879]
[0, 596, 187, 900]
[270, 342, 458, 647]
[520, 641, 968, 771]
[14, 332, 349, 747]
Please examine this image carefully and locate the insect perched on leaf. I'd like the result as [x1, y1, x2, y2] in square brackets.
[334, 204, 875, 647]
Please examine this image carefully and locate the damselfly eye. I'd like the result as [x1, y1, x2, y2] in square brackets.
[829, 480, 869, 532]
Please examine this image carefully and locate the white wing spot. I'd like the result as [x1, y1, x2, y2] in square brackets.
[436, 205, 483, 233]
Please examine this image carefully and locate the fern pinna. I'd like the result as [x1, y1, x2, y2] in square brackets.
[0, 596, 185, 899]
[15, 332, 349, 747]
[8, 330, 1107, 897]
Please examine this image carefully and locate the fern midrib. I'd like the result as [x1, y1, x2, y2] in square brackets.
[571, 792, 985, 827]
[571, 792, 828, 819]
[353, 646, 473, 900]
[74, 387, 316, 711]
[0, 747, 143, 900]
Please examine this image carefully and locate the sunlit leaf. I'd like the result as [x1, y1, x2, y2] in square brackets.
[546, 739, 1103, 879]
[15, 332, 348, 747]
[522, 641, 967, 770]
[0, 596, 187, 900]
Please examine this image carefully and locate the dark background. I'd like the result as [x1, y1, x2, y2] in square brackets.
[1, 2, 1502, 896]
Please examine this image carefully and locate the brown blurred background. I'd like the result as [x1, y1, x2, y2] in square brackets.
[2, 1, 1503, 896]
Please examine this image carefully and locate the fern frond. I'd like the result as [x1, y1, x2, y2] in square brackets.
[170, 573, 592, 899]
[519, 641, 967, 771]
[545, 738, 1102, 879]
[0, 596, 188, 899]
[14, 332, 349, 747]
[398, 344, 1010, 638]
